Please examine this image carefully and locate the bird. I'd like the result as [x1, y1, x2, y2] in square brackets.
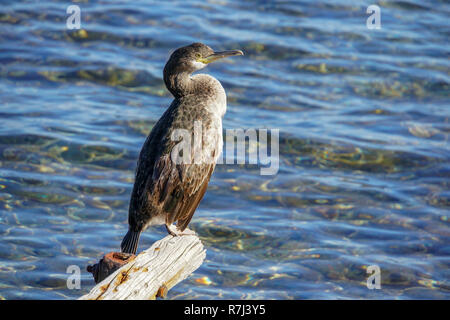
[121, 43, 243, 254]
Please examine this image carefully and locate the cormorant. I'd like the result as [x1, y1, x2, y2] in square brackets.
[121, 43, 243, 254]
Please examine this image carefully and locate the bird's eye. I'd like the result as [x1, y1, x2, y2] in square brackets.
[195, 53, 202, 59]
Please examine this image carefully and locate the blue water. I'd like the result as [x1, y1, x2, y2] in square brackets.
[0, 0, 449, 299]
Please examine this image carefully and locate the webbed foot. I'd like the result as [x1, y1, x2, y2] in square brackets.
[166, 224, 196, 236]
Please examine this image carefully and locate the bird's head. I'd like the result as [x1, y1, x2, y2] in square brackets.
[164, 42, 244, 75]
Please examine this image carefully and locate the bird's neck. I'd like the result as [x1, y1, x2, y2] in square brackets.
[163, 70, 227, 117]
[164, 70, 196, 99]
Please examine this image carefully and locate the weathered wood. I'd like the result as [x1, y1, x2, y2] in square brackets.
[79, 234, 206, 300]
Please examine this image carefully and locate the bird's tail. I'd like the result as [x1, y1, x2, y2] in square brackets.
[121, 229, 141, 254]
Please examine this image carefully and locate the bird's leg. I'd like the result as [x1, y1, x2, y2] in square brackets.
[165, 224, 196, 236]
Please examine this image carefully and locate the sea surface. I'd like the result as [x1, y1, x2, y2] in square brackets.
[0, 0, 449, 299]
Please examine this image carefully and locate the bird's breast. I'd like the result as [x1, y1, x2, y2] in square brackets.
[192, 74, 227, 118]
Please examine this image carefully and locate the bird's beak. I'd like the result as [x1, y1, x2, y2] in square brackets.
[199, 50, 244, 64]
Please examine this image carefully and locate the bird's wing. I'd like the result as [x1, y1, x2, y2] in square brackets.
[149, 155, 216, 230]
[127, 104, 174, 226]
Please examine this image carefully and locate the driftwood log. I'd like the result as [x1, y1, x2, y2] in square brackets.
[80, 234, 206, 300]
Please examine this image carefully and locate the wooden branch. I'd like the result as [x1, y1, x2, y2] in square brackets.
[79, 234, 206, 300]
